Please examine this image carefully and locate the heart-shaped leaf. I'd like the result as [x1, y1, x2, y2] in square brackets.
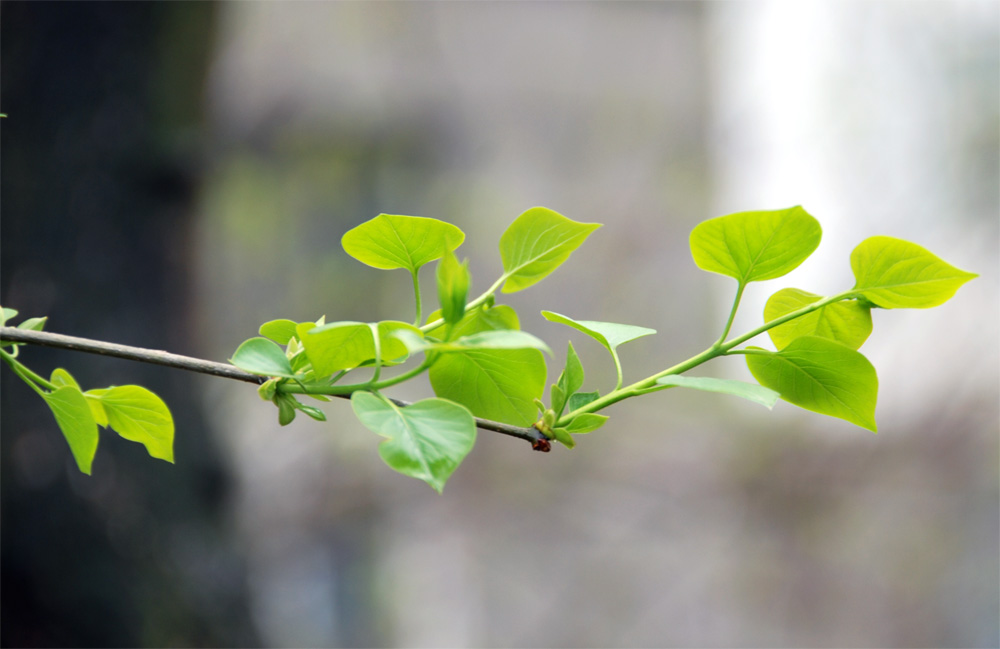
[744, 336, 878, 431]
[42, 386, 99, 474]
[764, 288, 872, 350]
[351, 392, 476, 493]
[655, 374, 780, 409]
[689, 206, 822, 284]
[427, 304, 545, 426]
[51, 368, 108, 426]
[259, 319, 299, 345]
[341, 214, 465, 274]
[850, 236, 977, 308]
[230, 337, 298, 378]
[86, 385, 175, 462]
[499, 207, 601, 293]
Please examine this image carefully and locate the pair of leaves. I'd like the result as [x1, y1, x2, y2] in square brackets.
[342, 206, 600, 302]
[46, 369, 173, 474]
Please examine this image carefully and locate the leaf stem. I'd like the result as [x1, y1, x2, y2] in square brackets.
[411, 270, 423, 327]
[1, 348, 52, 397]
[555, 289, 858, 426]
[715, 282, 746, 348]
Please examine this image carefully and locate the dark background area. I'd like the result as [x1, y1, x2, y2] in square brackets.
[2, 4, 257, 646]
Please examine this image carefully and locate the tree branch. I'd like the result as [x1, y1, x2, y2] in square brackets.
[0, 326, 549, 448]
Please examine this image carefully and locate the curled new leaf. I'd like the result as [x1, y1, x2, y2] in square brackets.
[437, 248, 470, 326]
[690, 206, 821, 284]
[655, 375, 780, 409]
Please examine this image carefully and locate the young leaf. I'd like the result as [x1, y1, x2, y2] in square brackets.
[744, 336, 878, 431]
[297, 320, 419, 376]
[563, 413, 609, 433]
[427, 304, 546, 425]
[764, 288, 872, 350]
[341, 214, 465, 273]
[429, 349, 547, 426]
[42, 386, 99, 474]
[499, 207, 601, 293]
[351, 392, 476, 493]
[17, 316, 47, 332]
[541, 311, 655, 388]
[437, 248, 470, 325]
[567, 390, 600, 413]
[655, 375, 780, 409]
[548, 427, 575, 449]
[51, 368, 109, 426]
[87, 386, 175, 462]
[689, 206, 822, 284]
[552, 341, 585, 416]
[425, 304, 520, 339]
[1, 307, 18, 326]
[230, 337, 298, 378]
[274, 393, 298, 426]
[850, 236, 977, 308]
[259, 319, 299, 345]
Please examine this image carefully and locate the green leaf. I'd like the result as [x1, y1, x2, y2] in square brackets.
[42, 386, 99, 474]
[296, 403, 327, 422]
[689, 206, 822, 284]
[87, 386, 175, 462]
[563, 413, 608, 433]
[567, 390, 600, 413]
[259, 319, 299, 345]
[274, 393, 297, 426]
[50, 367, 80, 390]
[745, 336, 878, 431]
[499, 207, 601, 293]
[426, 304, 520, 339]
[542, 312, 656, 351]
[549, 427, 575, 449]
[297, 321, 420, 376]
[764, 288, 872, 350]
[552, 341, 585, 416]
[17, 316, 47, 332]
[341, 214, 465, 273]
[655, 375, 780, 409]
[230, 337, 298, 378]
[351, 392, 476, 493]
[412, 330, 552, 355]
[429, 349, 547, 427]
[436, 248, 470, 325]
[1, 307, 18, 326]
[850, 236, 977, 309]
[541, 311, 655, 388]
[51, 368, 109, 426]
[427, 304, 545, 426]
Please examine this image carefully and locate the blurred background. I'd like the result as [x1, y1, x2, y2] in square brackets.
[2, 2, 997, 647]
